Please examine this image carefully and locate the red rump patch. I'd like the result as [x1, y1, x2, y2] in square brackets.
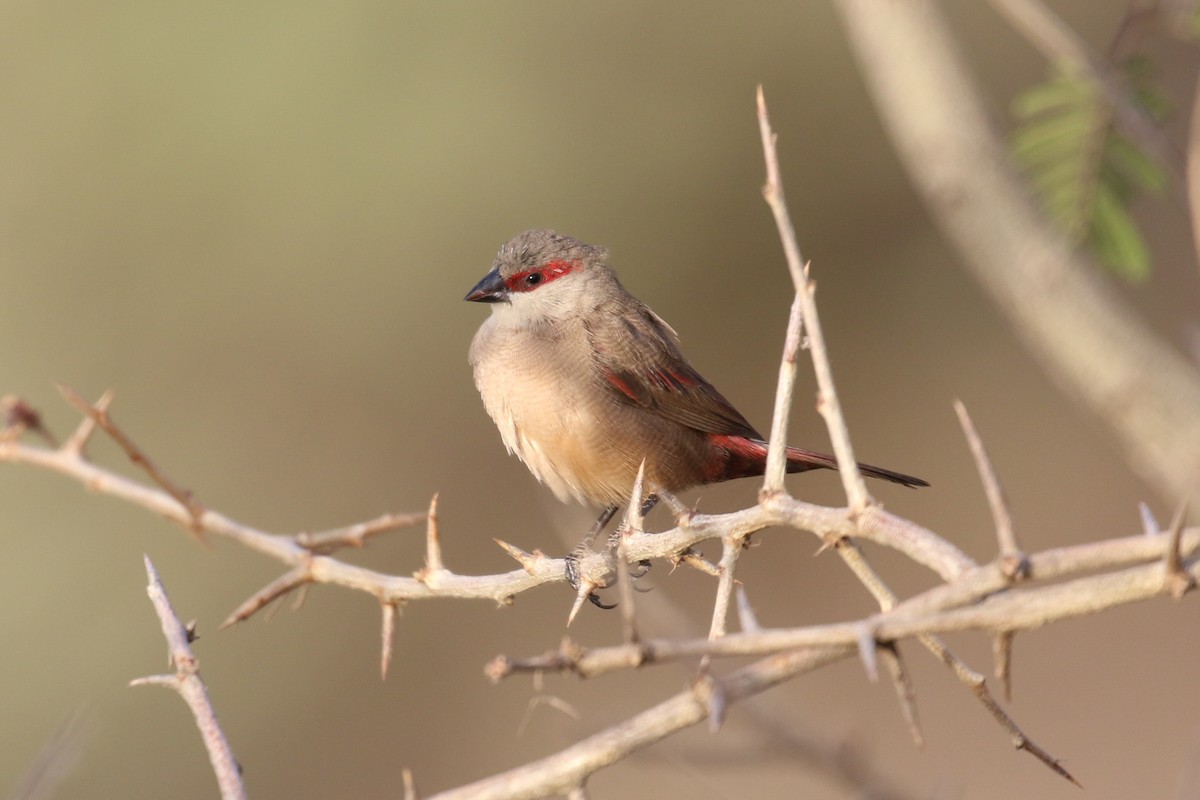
[506, 260, 580, 293]
[707, 435, 769, 482]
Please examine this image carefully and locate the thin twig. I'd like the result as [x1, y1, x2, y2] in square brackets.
[756, 87, 871, 515]
[615, 461, 647, 644]
[762, 292, 805, 497]
[955, 400, 1027, 576]
[381, 601, 399, 680]
[1163, 501, 1192, 599]
[919, 631, 1079, 786]
[414, 493, 445, 582]
[132, 557, 246, 800]
[296, 511, 427, 554]
[707, 536, 742, 643]
[957, 400, 1025, 702]
[1139, 502, 1160, 537]
[878, 643, 924, 749]
[62, 390, 112, 456]
[403, 767, 419, 800]
[58, 385, 208, 536]
[222, 564, 313, 629]
[735, 585, 761, 633]
[993, 630, 1016, 702]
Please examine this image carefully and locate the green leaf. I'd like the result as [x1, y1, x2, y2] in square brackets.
[1090, 184, 1150, 282]
[1010, 55, 1172, 282]
[1011, 109, 1097, 164]
[1105, 137, 1166, 195]
[1012, 76, 1094, 117]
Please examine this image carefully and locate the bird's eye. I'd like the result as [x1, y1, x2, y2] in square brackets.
[525, 272, 543, 286]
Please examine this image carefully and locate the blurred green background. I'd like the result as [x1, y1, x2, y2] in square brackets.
[2, 2, 1198, 798]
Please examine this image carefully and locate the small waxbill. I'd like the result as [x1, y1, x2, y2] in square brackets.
[465, 229, 927, 538]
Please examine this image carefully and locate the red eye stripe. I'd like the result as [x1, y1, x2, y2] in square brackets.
[505, 260, 580, 292]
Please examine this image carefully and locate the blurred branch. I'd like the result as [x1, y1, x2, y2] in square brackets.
[131, 557, 246, 800]
[836, 0, 1200, 509]
[1189, 71, 1200, 268]
[6, 711, 89, 800]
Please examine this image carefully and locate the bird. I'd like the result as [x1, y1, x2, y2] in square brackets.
[465, 229, 927, 537]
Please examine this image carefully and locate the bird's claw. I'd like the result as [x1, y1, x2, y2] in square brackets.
[587, 593, 618, 610]
[565, 552, 647, 610]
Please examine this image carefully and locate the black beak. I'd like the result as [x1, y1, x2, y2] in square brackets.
[464, 268, 508, 303]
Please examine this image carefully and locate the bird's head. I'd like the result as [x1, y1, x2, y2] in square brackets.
[464, 229, 615, 322]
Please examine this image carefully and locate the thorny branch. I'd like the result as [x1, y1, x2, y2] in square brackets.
[756, 88, 1075, 785]
[132, 556, 246, 800]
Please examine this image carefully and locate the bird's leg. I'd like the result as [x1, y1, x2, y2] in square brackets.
[585, 505, 620, 548]
[639, 493, 660, 518]
[566, 495, 663, 608]
[622, 493, 657, 580]
[653, 489, 690, 521]
[565, 505, 621, 609]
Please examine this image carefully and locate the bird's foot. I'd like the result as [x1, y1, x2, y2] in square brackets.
[564, 504, 656, 609]
[563, 550, 618, 609]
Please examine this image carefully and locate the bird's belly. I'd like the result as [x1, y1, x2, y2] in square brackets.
[505, 398, 629, 506]
[471, 320, 711, 506]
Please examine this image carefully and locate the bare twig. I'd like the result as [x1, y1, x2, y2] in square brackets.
[403, 767, 419, 800]
[1140, 502, 1160, 537]
[296, 511, 427, 554]
[757, 87, 871, 515]
[6, 710, 90, 800]
[735, 585, 761, 633]
[1163, 502, 1193, 599]
[955, 400, 1026, 574]
[58, 385, 208, 538]
[132, 556, 245, 800]
[62, 390, 112, 456]
[762, 292, 805, 497]
[381, 601, 400, 680]
[878, 643, 924, 749]
[919, 632, 1080, 786]
[222, 564, 313, 629]
[706, 536, 742, 643]
[425, 493, 444, 574]
[615, 461, 647, 644]
[994, 630, 1016, 702]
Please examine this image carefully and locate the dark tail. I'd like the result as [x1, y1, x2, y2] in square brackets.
[783, 445, 929, 488]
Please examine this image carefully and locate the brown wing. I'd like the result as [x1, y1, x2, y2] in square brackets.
[584, 300, 763, 440]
